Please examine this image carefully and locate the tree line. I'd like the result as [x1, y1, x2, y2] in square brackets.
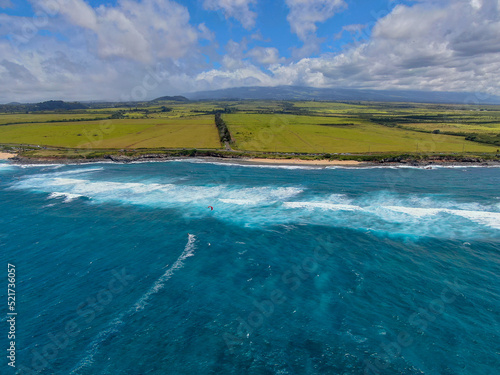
[215, 112, 231, 143]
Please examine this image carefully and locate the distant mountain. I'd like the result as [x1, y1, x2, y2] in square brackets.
[33, 100, 88, 111]
[151, 95, 189, 102]
[185, 86, 500, 105]
[0, 100, 88, 112]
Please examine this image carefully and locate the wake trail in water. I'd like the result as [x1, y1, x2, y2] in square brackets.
[69, 234, 197, 374]
[134, 234, 196, 311]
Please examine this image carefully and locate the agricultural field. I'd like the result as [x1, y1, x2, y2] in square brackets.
[1, 100, 499, 156]
[0, 115, 221, 149]
[93, 115, 220, 149]
[0, 112, 109, 125]
[397, 122, 500, 134]
[85, 102, 228, 120]
[223, 113, 498, 153]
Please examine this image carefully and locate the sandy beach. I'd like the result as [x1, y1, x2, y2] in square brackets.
[247, 158, 363, 166]
[0, 152, 16, 160]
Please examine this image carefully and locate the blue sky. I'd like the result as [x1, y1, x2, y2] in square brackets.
[2, 0, 405, 59]
[0, 0, 499, 102]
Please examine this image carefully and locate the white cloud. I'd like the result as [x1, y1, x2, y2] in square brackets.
[285, 0, 346, 41]
[195, 63, 277, 90]
[1, 0, 500, 103]
[0, 0, 206, 102]
[46, 0, 97, 29]
[33, 0, 199, 63]
[247, 47, 284, 65]
[334, 24, 366, 40]
[281, 0, 500, 95]
[189, 0, 500, 96]
[198, 23, 216, 41]
[203, 0, 257, 29]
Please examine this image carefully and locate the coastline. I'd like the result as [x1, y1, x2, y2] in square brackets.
[0, 152, 16, 160]
[7, 153, 500, 168]
[246, 158, 362, 166]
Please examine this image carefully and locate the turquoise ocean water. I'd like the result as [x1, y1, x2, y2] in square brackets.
[0, 160, 499, 374]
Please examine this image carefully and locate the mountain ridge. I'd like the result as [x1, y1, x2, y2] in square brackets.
[184, 86, 500, 105]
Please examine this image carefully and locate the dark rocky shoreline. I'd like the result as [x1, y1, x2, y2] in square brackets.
[7, 153, 500, 168]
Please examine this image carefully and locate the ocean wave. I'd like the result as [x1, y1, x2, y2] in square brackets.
[324, 164, 500, 170]
[173, 158, 320, 170]
[324, 165, 422, 170]
[48, 192, 85, 203]
[281, 199, 500, 231]
[219, 198, 257, 205]
[284, 202, 362, 211]
[45, 167, 104, 176]
[442, 209, 500, 230]
[10, 166, 500, 235]
[14, 177, 304, 208]
[0, 162, 16, 172]
[18, 163, 66, 168]
[231, 164, 320, 170]
[424, 164, 500, 169]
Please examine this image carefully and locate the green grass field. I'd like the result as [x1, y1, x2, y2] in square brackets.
[0, 112, 109, 125]
[93, 115, 220, 149]
[1, 100, 499, 156]
[397, 122, 500, 134]
[0, 116, 221, 149]
[224, 113, 499, 153]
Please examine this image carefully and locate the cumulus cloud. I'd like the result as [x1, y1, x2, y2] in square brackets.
[0, 0, 206, 102]
[203, 0, 257, 29]
[1, 0, 500, 102]
[195, 63, 277, 90]
[246, 47, 284, 65]
[282, 0, 500, 95]
[189, 0, 500, 95]
[198, 23, 216, 41]
[285, 0, 346, 41]
[334, 24, 367, 40]
[1, 59, 38, 83]
[33, 0, 198, 63]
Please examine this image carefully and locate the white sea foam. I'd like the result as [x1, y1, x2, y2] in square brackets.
[236, 164, 319, 170]
[0, 163, 15, 170]
[384, 206, 500, 229]
[219, 199, 256, 205]
[220, 186, 303, 202]
[445, 209, 500, 230]
[48, 192, 85, 203]
[281, 198, 500, 231]
[45, 178, 86, 186]
[325, 193, 353, 205]
[426, 164, 499, 169]
[70, 235, 197, 374]
[18, 163, 65, 168]
[324, 165, 425, 170]
[14, 175, 303, 209]
[134, 234, 196, 311]
[383, 206, 443, 218]
[174, 158, 319, 170]
[11, 168, 500, 233]
[284, 202, 362, 211]
[41, 167, 104, 177]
